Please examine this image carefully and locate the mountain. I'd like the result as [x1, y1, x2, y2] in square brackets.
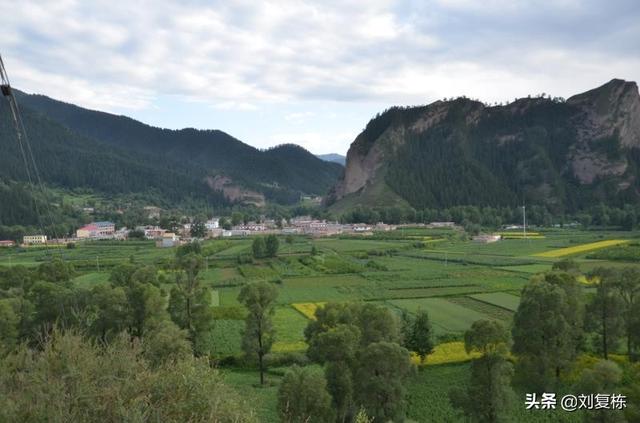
[6, 91, 343, 205]
[328, 79, 640, 213]
[317, 153, 346, 166]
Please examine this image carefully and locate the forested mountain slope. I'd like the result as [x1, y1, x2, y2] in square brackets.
[329, 79, 640, 213]
[14, 91, 343, 199]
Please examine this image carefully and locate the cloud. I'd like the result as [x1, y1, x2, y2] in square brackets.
[1, 0, 639, 152]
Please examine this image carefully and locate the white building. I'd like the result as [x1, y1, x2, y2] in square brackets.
[205, 218, 220, 230]
[23, 235, 47, 245]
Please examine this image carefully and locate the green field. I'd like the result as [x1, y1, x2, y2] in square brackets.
[1, 228, 634, 422]
[469, 292, 521, 312]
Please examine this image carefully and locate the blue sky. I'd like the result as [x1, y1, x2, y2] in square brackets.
[2, 0, 639, 154]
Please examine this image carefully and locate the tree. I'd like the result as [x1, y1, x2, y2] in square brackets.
[128, 282, 168, 337]
[231, 212, 244, 227]
[464, 319, 510, 355]
[88, 284, 129, 343]
[190, 217, 206, 238]
[586, 268, 625, 359]
[577, 360, 625, 423]
[616, 267, 640, 358]
[307, 324, 361, 422]
[0, 330, 256, 422]
[169, 252, 214, 354]
[219, 217, 232, 230]
[252, 237, 266, 259]
[406, 309, 434, 363]
[277, 365, 335, 423]
[238, 281, 278, 385]
[265, 235, 279, 257]
[37, 258, 76, 283]
[305, 303, 405, 421]
[354, 342, 413, 422]
[0, 299, 19, 355]
[512, 272, 583, 391]
[451, 320, 515, 423]
[143, 320, 192, 367]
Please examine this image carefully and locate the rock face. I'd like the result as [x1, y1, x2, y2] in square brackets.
[329, 79, 640, 211]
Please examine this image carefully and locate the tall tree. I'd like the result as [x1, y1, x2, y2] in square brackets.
[586, 268, 625, 359]
[238, 281, 278, 385]
[277, 365, 335, 423]
[265, 235, 279, 258]
[354, 342, 413, 422]
[616, 267, 640, 358]
[88, 284, 129, 343]
[252, 237, 266, 259]
[406, 309, 434, 364]
[512, 272, 583, 391]
[307, 324, 361, 422]
[169, 251, 215, 355]
[451, 320, 515, 423]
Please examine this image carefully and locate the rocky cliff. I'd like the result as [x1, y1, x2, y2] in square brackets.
[329, 79, 640, 212]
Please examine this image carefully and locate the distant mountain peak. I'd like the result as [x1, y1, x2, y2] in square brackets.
[316, 153, 346, 166]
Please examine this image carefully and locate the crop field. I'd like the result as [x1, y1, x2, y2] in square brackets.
[534, 239, 631, 258]
[469, 292, 521, 311]
[387, 298, 493, 334]
[2, 228, 633, 422]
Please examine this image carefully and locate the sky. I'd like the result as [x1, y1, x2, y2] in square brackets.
[1, 0, 639, 155]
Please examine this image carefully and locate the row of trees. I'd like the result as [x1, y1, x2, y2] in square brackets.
[0, 242, 216, 360]
[340, 203, 640, 230]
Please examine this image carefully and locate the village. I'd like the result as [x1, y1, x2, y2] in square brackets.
[0, 212, 539, 249]
[1, 215, 400, 248]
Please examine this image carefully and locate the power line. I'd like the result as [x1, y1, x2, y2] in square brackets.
[1, 54, 63, 258]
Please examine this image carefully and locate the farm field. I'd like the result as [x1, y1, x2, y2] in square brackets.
[1, 227, 636, 422]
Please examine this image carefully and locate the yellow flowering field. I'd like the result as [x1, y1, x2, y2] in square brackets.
[412, 341, 480, 366]
[534, 239, 629, 258]
[292, 302, 326, 320]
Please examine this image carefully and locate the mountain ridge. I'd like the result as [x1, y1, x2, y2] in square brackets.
[329, 79, 640, 213]
[8, 90, 343, 204]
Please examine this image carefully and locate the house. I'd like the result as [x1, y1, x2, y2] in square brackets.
[156, 232, 180, 248]
[76, 224, 97, 239]
[428, 221, 456, 228]
[205, 218, 219, 230]
[472, 234, 502, 244]
[136, 226, 166, 239]
[76, 221, 116, 239]
[0, 240, 15, 247]
[23, 235, 47, 245]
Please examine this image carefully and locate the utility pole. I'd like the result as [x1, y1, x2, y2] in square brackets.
[522, 205, 527, 240]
